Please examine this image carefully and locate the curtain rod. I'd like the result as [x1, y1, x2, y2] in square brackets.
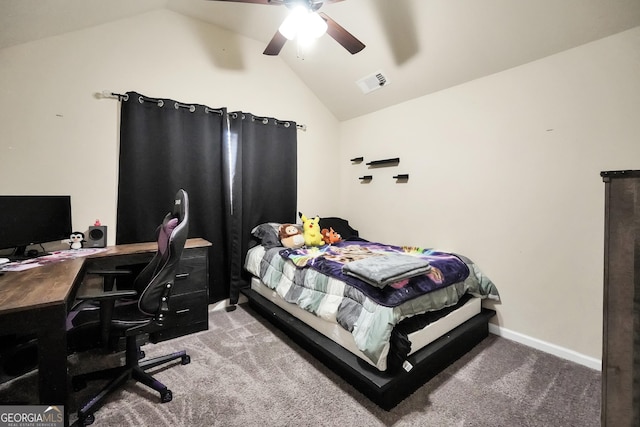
[99, 90, 307, 131]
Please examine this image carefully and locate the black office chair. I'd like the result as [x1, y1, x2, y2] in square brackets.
[67, 189, 191, 426]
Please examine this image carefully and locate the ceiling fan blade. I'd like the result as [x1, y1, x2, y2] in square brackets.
[318, 12, 365, 54]
[263, 30, 288, 55]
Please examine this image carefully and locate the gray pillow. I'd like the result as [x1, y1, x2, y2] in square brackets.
[251, 222, 282, 249]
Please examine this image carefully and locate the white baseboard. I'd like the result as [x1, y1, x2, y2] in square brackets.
[488, 323, 602, 371]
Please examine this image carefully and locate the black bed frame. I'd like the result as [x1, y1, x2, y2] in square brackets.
[241, 287, 496, 410]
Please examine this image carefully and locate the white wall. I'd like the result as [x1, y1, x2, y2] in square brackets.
[2, 7, 638, 364]
[0, 9, 340, 250]
[339, 26, 640, 362]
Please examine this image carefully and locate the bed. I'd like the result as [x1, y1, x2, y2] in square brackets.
[241, 218, 499, 409]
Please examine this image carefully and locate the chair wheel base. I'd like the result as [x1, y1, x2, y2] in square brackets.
[79, 413, 95, 426]
[161, 389, 173, 403]
[181, 355, 190, 365]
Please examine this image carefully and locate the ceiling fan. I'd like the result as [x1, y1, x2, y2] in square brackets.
[208, 0, 366, 56]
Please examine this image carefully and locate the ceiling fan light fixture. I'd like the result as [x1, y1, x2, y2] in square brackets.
[306, 10, 328, 38]
[278, 7, 327, 41]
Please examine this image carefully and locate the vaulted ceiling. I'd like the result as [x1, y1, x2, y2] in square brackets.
[2, 0, 640, 120]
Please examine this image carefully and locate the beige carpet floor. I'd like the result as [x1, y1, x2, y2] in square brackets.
[0, 303, 601, 426]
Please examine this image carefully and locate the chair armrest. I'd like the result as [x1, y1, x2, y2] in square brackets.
[86, 269, 133, 291]
[76, 290, 138, 301]
[75, 289, 138, 350]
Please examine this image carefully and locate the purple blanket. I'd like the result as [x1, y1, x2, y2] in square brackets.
[280, 241, 469, 307]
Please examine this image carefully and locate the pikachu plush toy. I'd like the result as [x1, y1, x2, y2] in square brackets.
[298, 212, 324, 247]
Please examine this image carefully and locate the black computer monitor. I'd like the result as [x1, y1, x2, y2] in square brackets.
[0, 195, 72, 258]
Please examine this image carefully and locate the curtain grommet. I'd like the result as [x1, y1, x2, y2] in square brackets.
[174, 102, 196, 112]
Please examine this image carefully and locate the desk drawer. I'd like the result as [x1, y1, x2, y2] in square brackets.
[168, 290, 208, 320]
[150, 290, 208, 342]
[174, 251, 208, 296]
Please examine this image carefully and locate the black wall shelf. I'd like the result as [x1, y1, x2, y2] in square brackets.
[366, 158, 400, 167]
[393, 174, 409, 181]
[359, 175, 373, 181]
[350, 157, 364, 163]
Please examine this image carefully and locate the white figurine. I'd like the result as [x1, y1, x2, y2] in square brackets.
[69, 232, 85, 250]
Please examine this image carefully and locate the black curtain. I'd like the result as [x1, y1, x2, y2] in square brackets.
[117, 92, 296, 304]
[227, 112, 297, 303]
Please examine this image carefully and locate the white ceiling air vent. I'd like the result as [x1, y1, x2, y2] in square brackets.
[356, 70, 390, 94]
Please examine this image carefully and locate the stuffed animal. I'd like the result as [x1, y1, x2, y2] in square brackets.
[321, 227, 342, 245]
[299, 212, 324, 247]
[279, 223, 305, 249]
[69, 232, 85, 250]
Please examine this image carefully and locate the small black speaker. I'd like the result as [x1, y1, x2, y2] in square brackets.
[87, 225, 107, 248]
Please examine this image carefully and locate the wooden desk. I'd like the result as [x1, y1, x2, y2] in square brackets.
[0, 238, 211, 426]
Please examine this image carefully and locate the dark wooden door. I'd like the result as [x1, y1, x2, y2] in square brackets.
[601, 170, 640, 427]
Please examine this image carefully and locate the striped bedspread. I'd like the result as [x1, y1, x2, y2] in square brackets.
[244, 241, 499, 371]
[280, 241, 473, 307]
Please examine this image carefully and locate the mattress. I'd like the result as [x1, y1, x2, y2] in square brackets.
[245, 245, 483, 370]
[250, 276, 481, 369]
